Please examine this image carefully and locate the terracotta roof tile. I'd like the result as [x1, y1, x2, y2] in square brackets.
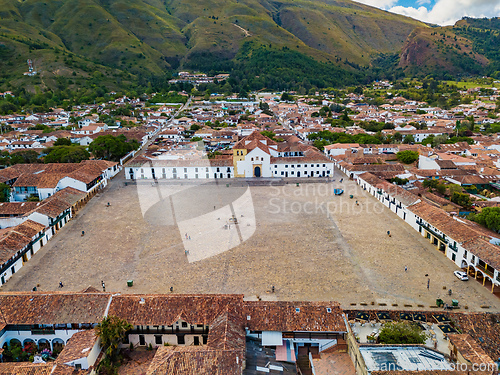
[408, 201, 480, 243]
[56, 330, 98, 364]
[448, 333, 495, 366]
[0, 202, 41, 216]
[243, 301, 345, 332]
[0, 292, 110, 324]
[0, 220, 45, 264]
[146, 346, 244, 375]
[207, 306, 245, 351]
[107, 294, 243, 326]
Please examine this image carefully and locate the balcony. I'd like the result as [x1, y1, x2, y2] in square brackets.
[417, 220, 447, 243]
[31, 329, 55, 335]
[476, 265, 494, 278]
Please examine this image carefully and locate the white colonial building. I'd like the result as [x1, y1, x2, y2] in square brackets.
[126, 131, 334, 180]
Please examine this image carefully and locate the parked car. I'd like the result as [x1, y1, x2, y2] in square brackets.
[454, 270, 468, 281]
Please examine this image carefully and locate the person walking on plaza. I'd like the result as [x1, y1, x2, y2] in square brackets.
[101, 280, 106, 292]
[59, 281, 64, 288]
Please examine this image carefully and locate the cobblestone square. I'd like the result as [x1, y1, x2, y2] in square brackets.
[3, 170, 500, 311]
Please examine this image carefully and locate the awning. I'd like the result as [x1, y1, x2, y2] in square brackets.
[262, 331, 283, 346]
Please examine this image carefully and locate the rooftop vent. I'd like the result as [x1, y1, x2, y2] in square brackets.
[246, 315, 251, 320]
[295, 308, 300, 313]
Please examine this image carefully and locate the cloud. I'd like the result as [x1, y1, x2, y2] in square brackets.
[389, 0, 500, 25]
[416, 0, 431, 5]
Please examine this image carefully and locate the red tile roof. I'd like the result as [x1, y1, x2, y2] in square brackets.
[146, 346, 244, 375]
[56, 330, 99, 364]
[0, 292, 110, 324]
[243, 301, 345, 332]
[448, 333, 495, 366]
[107, 294, 244, 326]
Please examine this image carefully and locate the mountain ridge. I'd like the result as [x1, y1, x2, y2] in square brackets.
[0, 0, 428, 90]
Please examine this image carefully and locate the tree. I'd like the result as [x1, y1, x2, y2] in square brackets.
[396, 150, 419, 164]
[54, 138, 72, 146]
[0, 183, 10, 202]
[423, 179, 439, 190]
[403, 134, 415, 144]
[190, 124, 201, 132]
[191, 136, 203, 142]
[436, 183, 447, 195]
[89, 135, 139, 161]
[448, 184, 463, 196]
[341, 109, 350, 122]
[394, 132, 403, 142]
[390, 177, 409, 185]
[433, 134, 448, 148]
[469, 207, 500, 233]
[10, 150, 40, 164]
[95, 316, 132, 375]
[378, 322, 428, 344]
[451, 191, 471, 208]
[43, 146, 90, 163]
[420, 135, 435, 145]
[281, 92, 293, 102]
[260, 130, 278, 141]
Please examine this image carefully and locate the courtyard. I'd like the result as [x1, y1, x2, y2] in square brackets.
[2, 169, 500, 311]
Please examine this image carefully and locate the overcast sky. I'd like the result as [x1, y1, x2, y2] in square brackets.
[354, 0, 500, 25]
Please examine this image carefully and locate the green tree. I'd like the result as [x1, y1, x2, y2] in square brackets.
[469, 207, 500, 233]
[394, 132, 403, 142]
[433, 134, 448, 147]
[436, 183, 447, 195]
[261, 130, 276, 140]
[95, 316, 132, 375]
[10, 150, 40, 165]
[396, 150, 419, 164]
[378, 322, 428, 344]
[89, 135, 139, 161]
[54, 138, 72, 146]
[420, 135, 435, 145]
[190, 124, 201, 132]
[26, 194, 40, 202]
[43, 146, 90, 163]
[451, 191, 471, 208]
[423, 179, 439, 190]
[448, 184, 463, 196]
[390, 177, 409, 185]
[0, 183, 10, 202]
[341, 109, 350, 122]
[403, 134, 415, 144]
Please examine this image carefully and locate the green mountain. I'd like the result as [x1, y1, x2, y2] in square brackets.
[0, 0, 428, 91]
[398, 17, 500, 79]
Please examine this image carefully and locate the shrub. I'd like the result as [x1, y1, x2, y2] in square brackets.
[378, 322, 427, 344]
[396, 150, 419, 164]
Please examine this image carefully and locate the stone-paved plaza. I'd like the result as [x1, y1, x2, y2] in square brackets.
[3, 170, 500, 311]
